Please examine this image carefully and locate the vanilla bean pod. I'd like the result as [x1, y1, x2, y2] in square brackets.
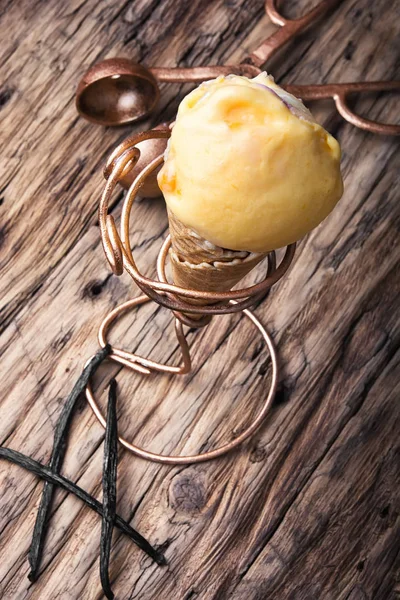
[0, 447, 166, 565]
[28, 345, 112, 581]
[100, 378, 118, 600]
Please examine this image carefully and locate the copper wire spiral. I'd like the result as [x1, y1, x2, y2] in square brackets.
[99, 129, 296, 327]
[86, 129, 296, 464]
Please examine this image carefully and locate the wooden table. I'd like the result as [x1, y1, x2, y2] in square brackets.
[0, 0, 399, 598]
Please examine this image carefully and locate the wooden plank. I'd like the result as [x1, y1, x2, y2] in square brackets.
[0, 0, 266, 328]
[0, 0, 399, 598]
[229, 349, 400, 600]
[0, 142, 398, 596]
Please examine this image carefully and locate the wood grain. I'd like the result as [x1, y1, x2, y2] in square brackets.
[0, 0, 399, 599]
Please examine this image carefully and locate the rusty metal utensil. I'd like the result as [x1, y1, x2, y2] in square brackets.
[76, 58, 160, 125]
[76, 0, 400, 135]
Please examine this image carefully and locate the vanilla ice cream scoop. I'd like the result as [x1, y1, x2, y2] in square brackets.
[158, 73, 343, 253]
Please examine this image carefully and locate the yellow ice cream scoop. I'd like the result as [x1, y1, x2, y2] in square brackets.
[158, 73, 343, 253]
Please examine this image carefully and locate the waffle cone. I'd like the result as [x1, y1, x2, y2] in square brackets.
[167, 209, 267, 308]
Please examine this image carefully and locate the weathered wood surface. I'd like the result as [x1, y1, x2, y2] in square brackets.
[0, 0, 399, 598]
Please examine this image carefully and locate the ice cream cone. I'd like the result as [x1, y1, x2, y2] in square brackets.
[158, 72, 343, 318]
[167, 208, 267, 305]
